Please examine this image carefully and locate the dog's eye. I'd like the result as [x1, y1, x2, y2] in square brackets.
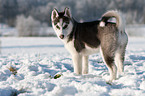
[56, 25, 60, 30]
[63, 25, 68, 29]
[54, 22, 57, 25]
[54, 18, 59, 25]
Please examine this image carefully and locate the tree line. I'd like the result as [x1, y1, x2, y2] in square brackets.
[0, 0, 145, 36]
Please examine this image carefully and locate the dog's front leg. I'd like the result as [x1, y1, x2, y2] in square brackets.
[72, 54, 82, 75]
[82, 56, 89, 74]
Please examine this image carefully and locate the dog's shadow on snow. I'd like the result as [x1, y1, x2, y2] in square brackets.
[53, 56, 109, 77]
[89, 57, 109, 75]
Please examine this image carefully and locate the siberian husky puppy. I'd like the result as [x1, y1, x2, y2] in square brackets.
[51, 8, 128, 82]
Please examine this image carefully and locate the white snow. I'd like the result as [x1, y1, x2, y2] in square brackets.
[0, 37, 145, 96]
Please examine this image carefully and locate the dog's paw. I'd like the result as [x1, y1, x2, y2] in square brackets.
[82, 70, 88, 74]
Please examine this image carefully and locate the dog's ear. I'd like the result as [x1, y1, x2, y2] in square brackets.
[51, 8, 58, 21]
[64, 7, 71, 18]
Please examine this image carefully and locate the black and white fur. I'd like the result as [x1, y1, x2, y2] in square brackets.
[51, 8, 128, 82]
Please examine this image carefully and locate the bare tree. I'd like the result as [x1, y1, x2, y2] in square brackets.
[16, 15, 41, 36]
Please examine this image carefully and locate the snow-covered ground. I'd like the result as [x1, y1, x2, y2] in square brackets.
[0, 37, 145, 96]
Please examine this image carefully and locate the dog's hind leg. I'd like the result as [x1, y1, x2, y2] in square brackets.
[115, 47, 126, 77]
[100, 48, 117, 82]
[82, 56, 89, 74]
[72, 54, 82, 75]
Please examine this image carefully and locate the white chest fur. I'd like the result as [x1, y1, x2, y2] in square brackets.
[63, 39, 78, 55]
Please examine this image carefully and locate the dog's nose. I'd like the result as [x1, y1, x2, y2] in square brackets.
[59, 35, 64, 39]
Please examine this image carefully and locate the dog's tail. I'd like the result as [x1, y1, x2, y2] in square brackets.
[99, 10, 125, 31]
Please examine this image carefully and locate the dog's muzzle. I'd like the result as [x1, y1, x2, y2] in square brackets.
[59, 35, 64, 39]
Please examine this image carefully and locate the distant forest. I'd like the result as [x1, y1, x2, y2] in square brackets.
[0, 0, 145, 27]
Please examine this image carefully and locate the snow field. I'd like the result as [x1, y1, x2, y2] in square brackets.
[0, 37, 145, 96]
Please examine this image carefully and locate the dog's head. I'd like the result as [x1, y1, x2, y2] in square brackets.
[51, 7, 73, 40]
